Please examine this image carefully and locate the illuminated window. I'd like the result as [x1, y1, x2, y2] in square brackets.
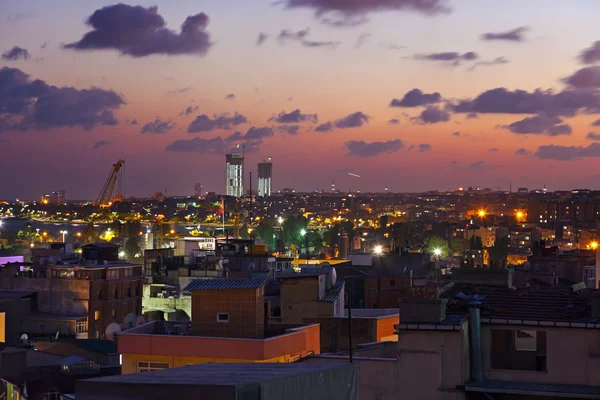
[137, 362, 169, 373]
[94, 311, 100, 321]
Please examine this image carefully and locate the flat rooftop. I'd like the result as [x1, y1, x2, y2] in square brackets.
[81, 362, 350, 386]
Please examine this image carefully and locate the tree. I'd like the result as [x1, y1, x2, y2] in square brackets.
[124, 237, 141, 260]
[425, 236, 450, 257]
[254, 222, 275, 248]
[449, 237, 465, 255]
[282, 216, 308, 247]
[489, 236, 509, 267]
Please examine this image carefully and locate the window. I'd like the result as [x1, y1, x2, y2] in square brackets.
[94, 310, 100, 321]
[39, 323, 45, 333]
[490, 329, 546, 372]
[111, 309, 116, 319]
[127, 288, 131, 298]
[114, 288, 118, 299]
[390, 279, 395, 287]
[135, 286, 140, 296]
[137, 361, 169, 373]
[217, 313, 229, 323]
[588, 268, 596, 281]
[97, 289, 102, 300]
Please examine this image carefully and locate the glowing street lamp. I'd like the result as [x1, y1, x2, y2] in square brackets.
[591, 241, 599, 250]
[60, 230, 68, 243]
[373, 245, 383, 256]
[477, 209, 486, 218]
[433, 248, 442, 257]
[300, 229, 308, 265]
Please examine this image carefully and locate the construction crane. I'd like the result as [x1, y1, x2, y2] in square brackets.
[83, 160, 125, 244]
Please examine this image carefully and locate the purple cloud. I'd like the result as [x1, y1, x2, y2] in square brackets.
[278, 28, 310, 42]
[270, 109, 318, 123]
[355, 33, 371, 48]
[564, 66, 600, 89]
[481, 27, 528, 42]
[315, 121, 333, 132]
[452, 131, 461, 136]
[417, 143, 432, 152]
[180, 105, 199, 116]
[388, 118, 400, 125]
[225, 93, 236, 101]
[414, 106, 450, 124]
[130, 119, 138, 125]
[515, 148, 532, 156]
[166, 137, 227, 154]
[256, 32, 269, 46]
[0, 67, 123, 133]
[302, 40, 341, 48]
[335, 112, 369, 128]
[93, 140, 110, 149]
[278, 124, 301, 135]
[64, 4, 212, 57]
[534, 143, 600, 161]
[466, 113, 478, 119]
[414, 51, 478, 62]
[489, 147, 499, 152]
[450, 87, 600, 117]
[592, 119, 600, 126]
[580, 41, 600, 65]
[140, 117, 176, 134]
[504, 114, 572, 136]
[345, 139, 404, 157]
[390, 88, 441, 107]
[284, 0, 450, 17]
[242, 126, 275, 140]
[467, 161, 500, 171]
[469, 57, 510, 70]
[2, 46, 30, 61]
[587, 132, 600, 141]
[187, 112, 248, 132]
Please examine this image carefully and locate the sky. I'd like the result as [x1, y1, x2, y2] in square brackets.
[2, 0, 600, 199]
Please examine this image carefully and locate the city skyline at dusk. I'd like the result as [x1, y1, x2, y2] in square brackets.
[3, 0, 600, 199]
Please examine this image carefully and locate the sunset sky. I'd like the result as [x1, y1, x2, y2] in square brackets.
[2, 0, 600, 199]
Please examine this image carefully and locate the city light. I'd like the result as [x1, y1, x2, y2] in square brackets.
[373, 245, 383, 255]
[300, 229, 306, 237]
[278, 217, 284, 224]
[592, 242, 599, 250]
[433, 248, 442, 257]
[478, 210, 486, 218]
[516, 211, 524, 219]
[119, 251, 125, 258]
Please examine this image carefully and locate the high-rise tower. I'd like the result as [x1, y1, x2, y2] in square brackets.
[226, 153, 244, 197]
[258, 157, 273, 197]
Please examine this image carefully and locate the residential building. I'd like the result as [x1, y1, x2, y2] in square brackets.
[225, 153, 243, 197]
[117, 278, 321, 374]
[258, 158, 273, 197]
[76, 363, 358, 400]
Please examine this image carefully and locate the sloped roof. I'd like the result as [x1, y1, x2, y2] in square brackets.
[184, 278, 267, 291]
[321, 280, 344, 303]
[57, 355, 87, 366]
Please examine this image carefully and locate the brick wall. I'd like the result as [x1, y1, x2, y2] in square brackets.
[191, 287, 265, 339]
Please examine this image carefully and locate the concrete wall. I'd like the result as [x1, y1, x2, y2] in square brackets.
[280, 277, 322, 324]
[481, 324, 600, 387]
[0, 298, 32, 344]
[143, 295, 191, 320]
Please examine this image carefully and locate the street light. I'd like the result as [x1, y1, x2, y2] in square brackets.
[591, 241, 599, 250]
[60, 230, 67, 243]
[433, 248, 442, 257]
[300, 229, 309, 265]
[373, 245, 383, 256]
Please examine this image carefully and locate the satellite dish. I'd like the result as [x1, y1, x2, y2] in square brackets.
[123, 313, 136, 328]
[136, 315, 146, 326]
[105, 323, 121, 340]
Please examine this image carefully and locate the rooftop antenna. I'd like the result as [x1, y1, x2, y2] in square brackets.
[332, 179, 335, 192]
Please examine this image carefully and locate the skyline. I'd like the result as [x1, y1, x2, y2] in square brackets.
[2, 1, 600, 199]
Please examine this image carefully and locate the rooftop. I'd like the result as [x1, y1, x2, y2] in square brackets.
[321, 280, 344, 303]
[21, 313, 87, 321]
[81, 362, 349, 386]
[0, 290, 37, 300]
[183, 278, 267, 291]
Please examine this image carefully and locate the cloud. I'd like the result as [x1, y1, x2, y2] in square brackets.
[355, 33, 371, 49]
[224, 127, 274, 149]
[417, 143, 432, 152]
[503, 114, 572, 136]
[93, 140, 110, 149]
[587, 132, 600, 141]
[278, 28, 310, 42]
[413, 51, 478, 63]
[481, 26, 528, 42]
[469, 56, 510, 70]
[449, 87, 600, 117]
[167, 86, 192, 95]
[225, 93, 236, 101]
[321, 15, 368, 27]
[187, 112, 248, 132]
[243, 126, 275, 140]
[278, 124, 301, 135]
[335, 112, 369, 128]
[489, 147, 499, 152]
[534, 143, 600, 161]
[270, 109, 318, 123]
[388, 118, 400, 125]
[345, 139, 404, 157]
[414, 106, 450, 124]
[467, 161, 500, 171]
[515, 148, 532, 156]
[2, 46, 30, 61]
[466, 113, 478, 119]
[165, 137, 227, 154]
[0, 67, 124, 133]
[130, 119, 138, 125]
[256, 32, 269, 46]
[580, 41, 600, 65]
[180, 105, 199, 116]
[140, 117, 176, 134]
[302, 40, 341, 48]
[390, 88, 442, 107]
[563, 66, 600, 89]
[452, 131, 461, 136]
[64, 4, 212, 57]
[592, 119, 600, 126]
[283, 0, 451, 20]
[315, 121, 333, 132]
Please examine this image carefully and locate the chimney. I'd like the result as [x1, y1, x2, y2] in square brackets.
[399, 297, 447, 323]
